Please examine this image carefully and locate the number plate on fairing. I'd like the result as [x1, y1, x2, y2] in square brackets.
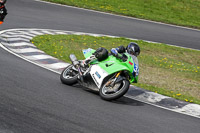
[90, 65, 108, 88]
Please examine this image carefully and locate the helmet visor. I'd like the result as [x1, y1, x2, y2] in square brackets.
[129, 47, 135, 55]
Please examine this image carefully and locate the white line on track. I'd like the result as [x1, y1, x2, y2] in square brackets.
[1, 34, 33, 39]
[42, 63, 69, 69]
[125, 95, 200, 119]
[4, 42, 36, 47]
[34, 0, 200, 32]
[2, 28, 200, 51]
[25, 55, 56, 60]
[6, 38, 30, 42]
[10, 48, 45, 53]
[0, 42, 60, 75]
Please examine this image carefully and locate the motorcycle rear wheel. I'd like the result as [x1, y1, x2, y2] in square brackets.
[100, 78, 130, 101]
[60, 65, 78, 85]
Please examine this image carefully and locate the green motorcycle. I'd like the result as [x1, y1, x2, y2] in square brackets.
[60, 48, 139, 101]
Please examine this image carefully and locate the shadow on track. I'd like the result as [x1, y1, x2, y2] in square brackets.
[73, 84, 144, 106]
[112, 96, 144, 106]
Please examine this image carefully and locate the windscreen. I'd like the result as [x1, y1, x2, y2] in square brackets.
[130, 55, 139, 76]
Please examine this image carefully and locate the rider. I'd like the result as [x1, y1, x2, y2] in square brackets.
[83, 42, 140, 65]
[82, 42, 140, 83]
[110, 42, 140, 60]
[91, 42, 140, 61]
[0, 0, 7, 24]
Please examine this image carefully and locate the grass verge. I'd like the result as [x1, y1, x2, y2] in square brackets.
[43, 0, 200, 29]
[31, 34, 200, 104]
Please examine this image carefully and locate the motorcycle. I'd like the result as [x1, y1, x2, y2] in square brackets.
[60, 48, 139, 101]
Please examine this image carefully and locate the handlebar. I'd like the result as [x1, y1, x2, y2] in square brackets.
[113, 53, 127, 62]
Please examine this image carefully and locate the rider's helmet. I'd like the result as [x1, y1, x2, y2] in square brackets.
[126, 42, 140, 57]
[0, 0, 6, 5]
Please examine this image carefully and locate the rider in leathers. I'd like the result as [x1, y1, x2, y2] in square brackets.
[88, 42, 140, 62]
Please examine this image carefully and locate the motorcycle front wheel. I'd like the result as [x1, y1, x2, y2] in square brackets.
[100, 78, 130, 101]
[60, 64, 79, 85]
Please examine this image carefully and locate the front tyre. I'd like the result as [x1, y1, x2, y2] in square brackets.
[60, 65, 78, 85]
[100, 79, 130, 101]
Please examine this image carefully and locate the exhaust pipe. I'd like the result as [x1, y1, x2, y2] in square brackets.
[70, 54, 83, 80]
[70, 54, 79, 66]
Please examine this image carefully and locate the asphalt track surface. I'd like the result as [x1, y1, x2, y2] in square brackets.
[0, 0, 200, 133]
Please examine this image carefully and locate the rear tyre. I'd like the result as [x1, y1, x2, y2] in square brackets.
[100, 79, 130, 101]
[60, 65, 78, 85]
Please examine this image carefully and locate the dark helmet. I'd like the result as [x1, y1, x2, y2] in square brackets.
[126, 42, 140, 57]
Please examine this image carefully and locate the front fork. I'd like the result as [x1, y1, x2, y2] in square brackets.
[106, 71, 121, 87]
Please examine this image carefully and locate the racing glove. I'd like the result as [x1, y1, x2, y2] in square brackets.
[111, 48, 127, 62]
[111, 48, 118, 56]
[117, 45, 126, 53]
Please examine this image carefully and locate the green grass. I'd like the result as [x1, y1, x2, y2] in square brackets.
[43, 0, 200, 29]
[31, 34, 200, 104]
